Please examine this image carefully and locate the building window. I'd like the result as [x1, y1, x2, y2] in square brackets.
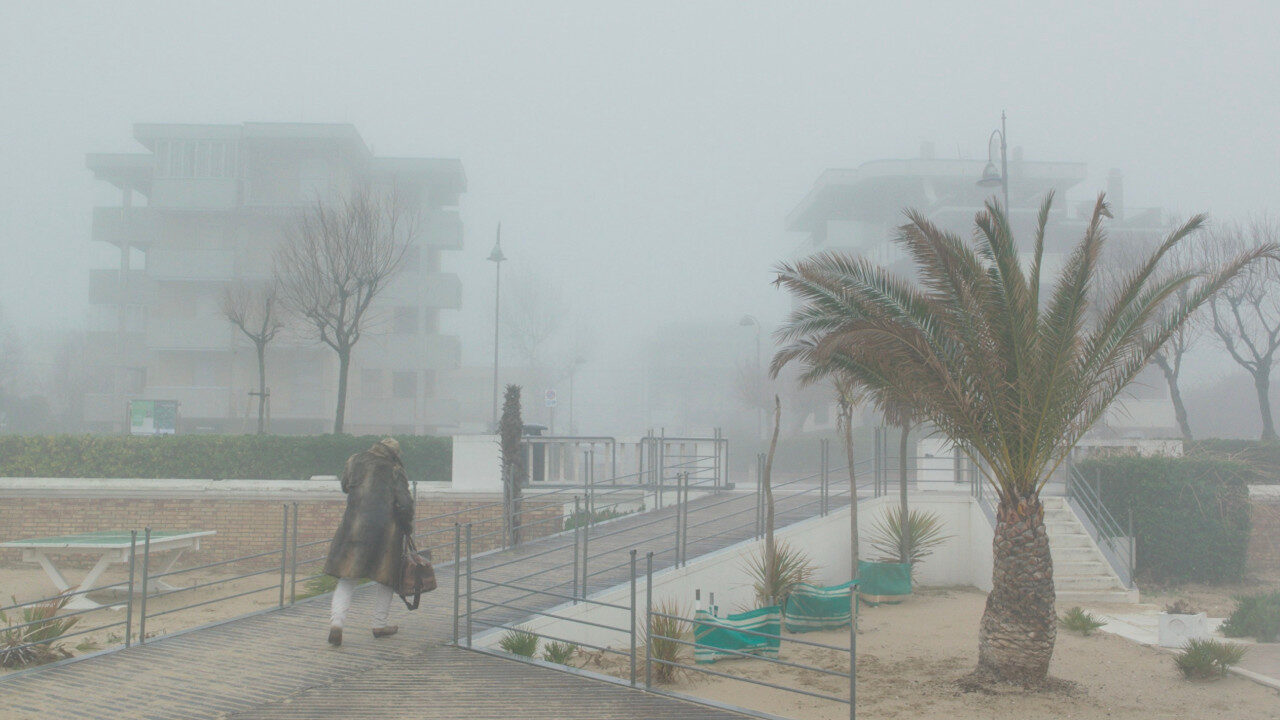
[361, 369, 385, 397]
[392, 371, 417, 399]
[155, 140, 170, 178]
[125, 367, 147, 395]
[392, 306, 418, 334]
[400, 245, 420, 272]
[194, 141, 209, 177]
[421, 370, 436, 398]
[422, 311, 439, 335]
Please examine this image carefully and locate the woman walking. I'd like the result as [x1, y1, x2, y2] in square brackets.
[324, 438, 414, 646]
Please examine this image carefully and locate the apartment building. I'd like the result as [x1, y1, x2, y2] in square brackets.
[84, 123, 465, 435]
[786, 144, 1176, 439]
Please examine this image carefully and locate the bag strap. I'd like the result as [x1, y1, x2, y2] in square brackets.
[401, 591, 420, 610]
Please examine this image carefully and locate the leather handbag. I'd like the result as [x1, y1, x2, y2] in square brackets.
[399, 534, 436, 610]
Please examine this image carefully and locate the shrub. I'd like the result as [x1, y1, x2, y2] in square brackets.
[1164, 599, 1199, 615]
[498, 628, 539, 657]
[541, 640, 577, 665]
[1189, 439, 1280, 484]
[1175, 638, 1247, 680]
[1079, 457, 1251, 584]
[864, 506, 952, 575]
[743, 540, 815, 608]
[0, 596, 80, 668]
[1059, 606, 1106, 636]
[0, 434, 451, 484]
[1220, 592, 1280, 642]
[649, 600, 690, 684]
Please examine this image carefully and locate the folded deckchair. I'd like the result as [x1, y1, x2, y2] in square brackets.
[784, 580, 858, 633]
[692, 605, 781, 664]
[857, 560, 912, 605]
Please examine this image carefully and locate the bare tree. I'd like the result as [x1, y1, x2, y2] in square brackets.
[1099, 230, 1206, 441]
[501, 268, 566, 374]
[1207, 218, 1280, 441]
[275, 185, 417, 433]
[221, 280, 284, 434]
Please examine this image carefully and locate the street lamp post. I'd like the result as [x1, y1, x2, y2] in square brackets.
[977, 110, 1009, 210]
[488, 224, 506, 432]
[739, 315, 763, 439]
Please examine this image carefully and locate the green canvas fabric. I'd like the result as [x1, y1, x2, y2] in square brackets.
[784, 580, 858, 633]
[692, 605, 781, 664]
[857, 560, 912, 604]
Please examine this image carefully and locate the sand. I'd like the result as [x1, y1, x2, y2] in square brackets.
[581, 587, 1280, 720]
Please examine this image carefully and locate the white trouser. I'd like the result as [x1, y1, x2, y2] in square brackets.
[329, 578, 395, 629]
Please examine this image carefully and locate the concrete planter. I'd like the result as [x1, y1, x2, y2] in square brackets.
[1158, 611, 1210, 648]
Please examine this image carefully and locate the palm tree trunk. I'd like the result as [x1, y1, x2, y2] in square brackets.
[762, 397, 781, 604]
[976, 491, 1056, 684]
[898, 424, 910, 564]
[840, 402, 858, 580]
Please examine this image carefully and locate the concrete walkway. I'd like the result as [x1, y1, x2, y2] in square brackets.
[1092, 606, 1280, 690]
[1, 488, 828, 719]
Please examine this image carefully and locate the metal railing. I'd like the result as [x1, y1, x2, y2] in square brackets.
[1065, 466, 1135, 588]
[457, 548, 859, 720]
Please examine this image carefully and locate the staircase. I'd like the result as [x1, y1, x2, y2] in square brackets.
[1042, 496, 1139, 604]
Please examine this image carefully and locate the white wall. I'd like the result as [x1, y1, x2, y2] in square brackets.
[452, 434, 502, 492]
[472, 492, 996, 651]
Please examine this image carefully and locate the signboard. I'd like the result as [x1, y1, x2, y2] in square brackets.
[544, 389, 558, 408]
[129, 400, 179, 436]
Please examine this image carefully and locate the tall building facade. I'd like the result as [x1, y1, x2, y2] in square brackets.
[786, 144, 1176, 439]
[84, 123, 465, 435]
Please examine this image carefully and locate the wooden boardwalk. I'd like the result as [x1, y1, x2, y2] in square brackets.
[0, 487, 840, 720]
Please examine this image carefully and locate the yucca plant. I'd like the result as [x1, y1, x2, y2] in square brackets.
[1059, 607, 1106, 636]
[648, 600, 690, 684]
[865, 506, 951, 576]
[0, 595, 81, 668]
[744, 539, 815, 609]
[541, 640, 578, 665]
[498, 627, 539, 657]
[1175, 638, 1247, 680]
[773, 193, 1277, 684]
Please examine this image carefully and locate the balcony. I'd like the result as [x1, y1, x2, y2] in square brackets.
[149, 178, 239, 209]
[422, 209, 462, 250]
[147, 247, 236, 281]
[146, 319, 233, 350]
[92, 207, 158, 248]
[88, 269, 155, 305]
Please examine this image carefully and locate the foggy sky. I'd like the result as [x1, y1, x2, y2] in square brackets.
[3, 1, 1279, 379]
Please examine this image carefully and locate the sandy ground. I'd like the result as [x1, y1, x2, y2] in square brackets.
[580, 587, 1280, 720]
[1, 563, 302, 673]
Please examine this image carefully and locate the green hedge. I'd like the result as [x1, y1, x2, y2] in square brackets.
[0, 435, 451, 484]
[1188, 439, 1280, 484]
[1077, 456, 1251, 584]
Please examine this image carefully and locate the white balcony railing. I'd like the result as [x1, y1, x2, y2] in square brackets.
[147, 248, 236, 281]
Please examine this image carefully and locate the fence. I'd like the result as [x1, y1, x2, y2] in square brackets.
[0, 433, 734, 671]
[1065, 466, 1136, 588]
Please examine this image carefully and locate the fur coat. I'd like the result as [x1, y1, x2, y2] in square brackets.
[323, 440, 414, 587]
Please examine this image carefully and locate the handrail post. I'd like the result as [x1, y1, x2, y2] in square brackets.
[138, 527, 151, 645]
[278, 503, 288, 608]
[452, 523, 461, 645]
[821, 438, 829, 516]
[465, 523, 473, 647]
[850, 589, 858, 720]
[588, 449, 596, 523]
[629, 549, 638, 687]
[678, 472, 688, 566]
[581, 498, 590, 594]
[644, 551, 654, 689]
[1128, 506, 1136, 588]
[125, 530, 136, 647]
[289, 502, 299, 604]
[572, 496, 581, 602]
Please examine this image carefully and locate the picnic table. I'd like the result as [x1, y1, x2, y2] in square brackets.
[1, 530, 216, 610]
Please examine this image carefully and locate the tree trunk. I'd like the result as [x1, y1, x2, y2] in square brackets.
[976, 491, 1056, 684]
[255, 341, 267, 435]
[334, 349, 350, 434]
[1255, 372, 1276, 442]
[898, 424, 910, 564]
[840, 402, 858, 580]
[762, 397, 781, 604]
[1153, 355, 1192, 442]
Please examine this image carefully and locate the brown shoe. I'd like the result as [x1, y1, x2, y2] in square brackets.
[328, 627, 342, 647]
[372, 625, 399, 638]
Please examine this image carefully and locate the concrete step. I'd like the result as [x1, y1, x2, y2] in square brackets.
[1046, 533, 1095, 548]
[1055, 574, 1127, 591]
[1052, 549, 1105, 566]
[1054, 560, 1113, 577]
[1057, 588, 1141, 605]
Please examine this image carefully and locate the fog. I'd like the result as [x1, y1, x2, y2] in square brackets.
[2, 1, 1279, 437]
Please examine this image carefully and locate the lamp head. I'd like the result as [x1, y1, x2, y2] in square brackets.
[738, 315, 757, 327]
[977, 162, 1003, 188]
[487, 242, 506, 263]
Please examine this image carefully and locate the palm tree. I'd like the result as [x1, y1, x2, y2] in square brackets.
[772, 193, 1274, 685]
